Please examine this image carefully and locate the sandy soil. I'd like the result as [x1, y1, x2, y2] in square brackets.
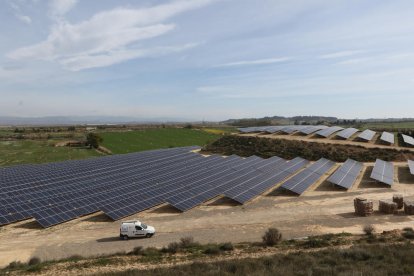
[1, 164, 414, 267]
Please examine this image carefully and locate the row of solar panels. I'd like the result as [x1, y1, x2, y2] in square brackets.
[238, 125, 403, 144]
[0, 147, 314, 228]
[1, 147, 412, 228]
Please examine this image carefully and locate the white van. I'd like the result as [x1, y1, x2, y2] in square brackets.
[120, 220, 155, 240]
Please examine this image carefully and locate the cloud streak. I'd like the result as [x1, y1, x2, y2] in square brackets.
[8, 0, 217, 70]
[216, 57, 291, 67]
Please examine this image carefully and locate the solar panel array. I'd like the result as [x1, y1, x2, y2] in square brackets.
[380, 132, 395, 144]
[298, 125, 328, 135]
[370, 159, 394, 186]
[327, 159, 363, 189]
[238, 125, 328, 134]
[358, 129, 376, 141]
[409, 160, 414, 175]
[335, 128, 359, 140]
[280, 158, 335, 195]
[402, 134, 414, 146]
[0, 147, 311, 228]
[315, 126, 344, 138]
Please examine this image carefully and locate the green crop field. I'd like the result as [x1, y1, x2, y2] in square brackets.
[0, 140, 100, 167]
[101, 128, 222, 154]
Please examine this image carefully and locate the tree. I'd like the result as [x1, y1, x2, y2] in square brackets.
[86, 133, 103, 149]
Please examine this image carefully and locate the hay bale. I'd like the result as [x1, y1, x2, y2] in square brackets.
[354, 198, 373, 216]
[379, 200, 398, 214]
[393, 194, 404, 209]
[404, 201, 414, 215]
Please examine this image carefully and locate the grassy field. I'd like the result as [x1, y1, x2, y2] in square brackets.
[101, 128, 222, 154]
[0, 140, 100, 167]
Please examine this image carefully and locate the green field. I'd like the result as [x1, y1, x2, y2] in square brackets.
[0, 140, 100, 167]
[101, 128, 221, 154]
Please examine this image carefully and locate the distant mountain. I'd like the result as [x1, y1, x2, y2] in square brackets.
[0, 116, 190, 126]
[222, 115, 338, 127]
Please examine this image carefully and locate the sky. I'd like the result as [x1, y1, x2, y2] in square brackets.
[1, 0, 414, 121]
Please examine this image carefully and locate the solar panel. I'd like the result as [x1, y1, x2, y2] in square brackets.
[358, 129, 376, 141]
[408, 160, 414, 175]
[370, 159, 394, 185]
[315, 126, 344, 138]
[402, 134, 414, 146]
[298, 125, 328, 135]
[225, 157, 309, 203]
[327, 159, 363, 189]
[380, 132, 394, 144]
[280, 158, 335, 195]
[335, 128, 359, 140]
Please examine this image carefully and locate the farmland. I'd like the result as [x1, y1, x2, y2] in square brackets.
[100, 128, 223, 154]
[0, 140, 100, 167]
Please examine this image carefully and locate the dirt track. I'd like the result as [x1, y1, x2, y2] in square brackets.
[1, 164, 414, 267]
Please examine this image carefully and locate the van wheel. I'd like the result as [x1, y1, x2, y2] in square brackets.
[122, 235, 128, 240]
[146, 233, 152, 238]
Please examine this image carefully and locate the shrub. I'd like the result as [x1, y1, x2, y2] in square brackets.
[204, 245, 221, 255]
[130, 246, 143, 255]
[402, 231, 414, 240]
[7, 261, 25, 270]
[363, 225, 375, 236]
[180, 236, 196, 248]
[262, 228, 282, 246]
[28, 257, 41, 266]
[165, 242, 180, 254]
[403, 227, 414, 232]
[303, 236, 330, 248]
[219, 242, 234, 251]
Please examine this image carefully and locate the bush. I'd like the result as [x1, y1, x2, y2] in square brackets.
[7, 261, 25, 270]
[180, 236, 196, 248]
[262, 228, 282, 246]
[363, 225, 375, 236]
[403, 227, 414, 232]
[204, 245, 221, 255]
[164, 242, 180, 254]
[130, 246, 143, 255]
[28, 257, 41, 266]
[219, 242, 234, 251]
[303, 236, 330, 248]
[402, 231, 414, 240]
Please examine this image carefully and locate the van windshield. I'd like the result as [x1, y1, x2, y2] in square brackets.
[141, 223, 147, 229]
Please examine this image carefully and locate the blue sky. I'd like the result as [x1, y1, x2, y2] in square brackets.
[1, 0, 414, 121]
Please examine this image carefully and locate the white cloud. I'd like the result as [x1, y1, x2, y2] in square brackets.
[15, 14, 32, 24]
[8, 0, 217, 70]
[319, 50, 363, 59]
[7, 0, 32, 24]
[61, 43, 198, 71]
[49, 0, 78, 17]
[217, 57, 291, 67]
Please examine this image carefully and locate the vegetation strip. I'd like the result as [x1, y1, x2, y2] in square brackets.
[3, 228, 414, 275]
[204, 135, 414, 162]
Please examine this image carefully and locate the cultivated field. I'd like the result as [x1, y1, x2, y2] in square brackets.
[0, 128, 227, 166]
[0, 140, 100, 167]
[100, 128, 222, 154]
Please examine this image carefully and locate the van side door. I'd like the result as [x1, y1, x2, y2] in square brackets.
[134, 225, 146, 236]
